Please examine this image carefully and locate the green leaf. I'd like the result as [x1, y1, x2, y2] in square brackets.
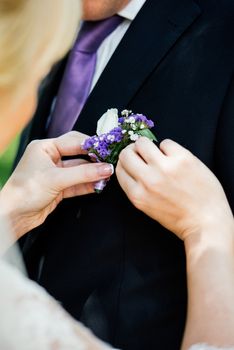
[107, 142, 125, 164]
[137, 129, 157, 141]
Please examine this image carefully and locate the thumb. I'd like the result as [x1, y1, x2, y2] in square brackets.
[54, 163, 114, 191]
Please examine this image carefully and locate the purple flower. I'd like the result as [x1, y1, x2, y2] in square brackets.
[82, 136, 97, 150]
[96, 146, 111, 159]
[146, 119, 154, 128]
[131, 113, 155, 128]
[82, 110, 156, 166]
[118, 117, 125, 124]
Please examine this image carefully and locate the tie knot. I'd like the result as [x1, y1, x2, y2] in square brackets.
[74, 15, 123, 53]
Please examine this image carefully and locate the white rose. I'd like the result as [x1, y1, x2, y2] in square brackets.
[96, 108, 119, 136]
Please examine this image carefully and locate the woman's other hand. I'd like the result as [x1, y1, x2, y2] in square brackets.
[116, 137, 233, 242]
[0, 131, 113, 239]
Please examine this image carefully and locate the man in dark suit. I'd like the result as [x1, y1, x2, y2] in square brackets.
[20, 0, 234, 349]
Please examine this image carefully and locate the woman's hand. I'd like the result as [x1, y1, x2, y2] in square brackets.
[116, 137, 233, 242]
[117, 138, 234, 349]
[0, 131, 113, 239]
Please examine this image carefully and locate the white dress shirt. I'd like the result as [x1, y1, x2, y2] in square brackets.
[91, 0, 147, 91]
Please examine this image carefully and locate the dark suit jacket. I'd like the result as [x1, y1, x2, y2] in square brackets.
[20, 0, 234, 349]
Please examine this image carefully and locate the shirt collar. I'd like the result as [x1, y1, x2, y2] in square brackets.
[118, 0, 147, 21]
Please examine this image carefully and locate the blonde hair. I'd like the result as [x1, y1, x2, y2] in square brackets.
[0, 0, 81, 97]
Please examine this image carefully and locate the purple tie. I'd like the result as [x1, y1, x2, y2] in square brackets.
[48, 16, 123, 137]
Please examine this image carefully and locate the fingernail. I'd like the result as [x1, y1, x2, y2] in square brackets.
[98, 164, 114, 177]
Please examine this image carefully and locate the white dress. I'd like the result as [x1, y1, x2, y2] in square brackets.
[0, 220, 233, 350]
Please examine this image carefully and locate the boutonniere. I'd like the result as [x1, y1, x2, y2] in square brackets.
[82, 109, 157, 193]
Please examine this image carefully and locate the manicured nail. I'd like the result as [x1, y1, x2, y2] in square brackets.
[98, 164, 114, 176]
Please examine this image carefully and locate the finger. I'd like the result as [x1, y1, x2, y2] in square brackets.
[135, 137, 164, 164]
[63, 182, 95, 198]
[116, 162, 137, 198]
[54, 162, 114, 190]
[61, 158, 89, 168]
[160, 139, 190, 157]
[118, 144, 146, 181]
[53, 131, 90, 157]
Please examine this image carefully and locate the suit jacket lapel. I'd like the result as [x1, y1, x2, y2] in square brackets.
[29, 57, 68, 141]
[74, 0, 201, 135]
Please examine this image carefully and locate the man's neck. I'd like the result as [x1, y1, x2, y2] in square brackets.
[118, 0, 147, 21]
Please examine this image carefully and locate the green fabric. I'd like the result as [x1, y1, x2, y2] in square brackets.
[0, 135, 20, 187]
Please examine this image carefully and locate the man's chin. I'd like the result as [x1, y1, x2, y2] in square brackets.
[81, 11, 116, 21]
[81, 0, 128, 21]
